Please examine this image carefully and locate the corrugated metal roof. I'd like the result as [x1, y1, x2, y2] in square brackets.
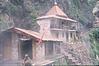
[13, 28, 62, 41]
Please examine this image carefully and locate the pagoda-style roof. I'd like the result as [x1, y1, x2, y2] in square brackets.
[37, 3, 77, 22]
[46, 2, 67, 17]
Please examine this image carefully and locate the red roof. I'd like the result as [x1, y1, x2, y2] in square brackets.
[13, 28, 40, 39]
[12, 28, 62, 41]
[37, 3, 77, 22]
[46, 3, 67, 17]
[37, 15, 77, 22]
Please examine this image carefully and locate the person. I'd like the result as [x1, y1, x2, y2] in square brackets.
[23, 54, 32, 66]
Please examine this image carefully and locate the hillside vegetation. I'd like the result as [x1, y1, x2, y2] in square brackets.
[0, 0, 97, 32]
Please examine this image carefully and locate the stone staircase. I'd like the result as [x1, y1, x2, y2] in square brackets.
[63, 51, 82, 65]
[56, 44, 82, 65]
[60, 40, 92, 65]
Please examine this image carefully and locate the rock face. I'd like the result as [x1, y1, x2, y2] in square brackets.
[93, 1, 99, 17]
[0, 0, 14, 32]
[0, 0, 97, 32]
[93, 1, 99, 27]
[31, 0, 96, 28]
[0, 13, 14, 32]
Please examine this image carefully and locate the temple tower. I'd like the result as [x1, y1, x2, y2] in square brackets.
[37, 2, 78, 43]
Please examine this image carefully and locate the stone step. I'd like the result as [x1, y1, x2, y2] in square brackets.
[72, 59, 78, 63]
[76, 63, 82, 65]
[70, 58, 81, 65]
[64, 53, 81, 64]
[68, 55, 74, 59]
[68, 57, 79, 63]
[60, 46, 82, 65]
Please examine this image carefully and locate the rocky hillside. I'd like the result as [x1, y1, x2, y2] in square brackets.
[0, 0, 97, 32]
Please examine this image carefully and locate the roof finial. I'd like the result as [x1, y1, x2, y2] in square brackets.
[54, 0, 57, 5]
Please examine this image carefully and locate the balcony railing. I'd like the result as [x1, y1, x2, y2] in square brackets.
[50, 28, 76, 32]
[50, 25, 77, 31]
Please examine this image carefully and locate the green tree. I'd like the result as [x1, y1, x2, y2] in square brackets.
[89, 28, 99, 64]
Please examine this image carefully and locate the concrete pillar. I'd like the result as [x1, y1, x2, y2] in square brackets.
[59, 31, 62, 39]
[32, 41, 36, 61]
[73, 32, 75, 41]
[63, 31, 66, 43]
[36, 43, 45, 61]
[68, 31, 71, 43]
[11, 33, 18, 60]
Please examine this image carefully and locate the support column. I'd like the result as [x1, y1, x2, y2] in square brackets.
[36, 42, 45, 61]
[32, 41, 36, 61]
[73, 32, 75, 41]
[11, 33, 18, 60]
[68, 31, 71, 43]
[63, 31, 66, 43]
[73, 32, 75, 42]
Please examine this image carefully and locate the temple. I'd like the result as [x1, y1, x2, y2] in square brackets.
[0, 2, 86, 66]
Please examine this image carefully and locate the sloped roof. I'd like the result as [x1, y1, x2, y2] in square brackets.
[46, 3, 67, 17]
[13, 28, 40, 39]
[37, 15, 77, 22]
[12, 28, 62, 41]
[37, 3, 77, 22]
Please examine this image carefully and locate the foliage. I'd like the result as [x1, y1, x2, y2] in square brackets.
[0, 1, 15, 32]
[0, 20, 12, 32]
[68, 0, 96, 27]
[0, 0, 97, 31]
[31, 15, 37, 23]
[89, 28, 99, 64]
[10, 0, 24, 6]
[30, 7, 37, 23]
[0, 0, 38, 30]
[6, 2, 17, 16]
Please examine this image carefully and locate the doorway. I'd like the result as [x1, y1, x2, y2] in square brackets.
[45, 42, 53, 58]
[20, 39, 32, 59]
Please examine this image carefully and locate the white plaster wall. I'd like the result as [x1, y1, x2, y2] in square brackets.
[37, 19, 51, 37]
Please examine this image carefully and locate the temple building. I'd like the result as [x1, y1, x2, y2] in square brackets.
[0, 2, 83, 66]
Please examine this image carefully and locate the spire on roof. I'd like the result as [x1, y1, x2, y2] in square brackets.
[54, 0, 57, 3]
[54, 1, 57, 5]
